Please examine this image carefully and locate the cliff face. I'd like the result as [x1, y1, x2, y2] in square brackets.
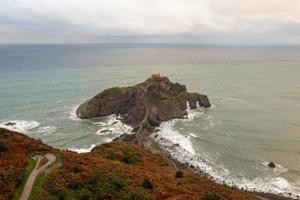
[76, 77, 210, 146]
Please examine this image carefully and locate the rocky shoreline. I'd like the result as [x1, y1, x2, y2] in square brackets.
[150, 132, 297, 200]
[76, 76, 297, 200]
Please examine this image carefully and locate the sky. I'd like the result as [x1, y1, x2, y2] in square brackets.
[0, 0, 300, 44]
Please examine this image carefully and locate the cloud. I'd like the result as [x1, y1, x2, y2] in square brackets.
[0, 0, 299, 44]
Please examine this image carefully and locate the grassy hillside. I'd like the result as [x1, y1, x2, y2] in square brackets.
[0, 128, 258, 200]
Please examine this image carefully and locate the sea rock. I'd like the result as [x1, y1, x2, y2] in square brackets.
[268, 162, 276, 168]
[4, 122, 16, 126]
[77, 76, 211, 146]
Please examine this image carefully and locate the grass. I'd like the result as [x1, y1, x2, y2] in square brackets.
[37, 157, 48, 169]
[29, 153, 62, 200]
[96, 87, 125, 99]
[201, 193, 221, 200]
[124, 189, 153, 200]
[41, 171, 128, 200]
[29, 173, 47, 200]
[12, 156, 37, 200]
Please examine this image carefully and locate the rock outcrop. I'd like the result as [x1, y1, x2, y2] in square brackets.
[76, 76, 210, 147]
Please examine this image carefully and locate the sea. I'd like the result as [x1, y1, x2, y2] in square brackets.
[0, 44, 299, 198]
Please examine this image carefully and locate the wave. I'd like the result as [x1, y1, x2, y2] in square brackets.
[0, 120, 40, 133]
[95, 114, 133, 137]
[157, 121, 195, 154]
[37, 125, 56, 134]
[69, 105, 80, 121]
[69, 144, 96, 153]
[151, 104, 300, 199]
[152, 133, 300, 198]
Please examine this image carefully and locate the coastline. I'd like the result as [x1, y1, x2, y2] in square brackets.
[148, 133, 298, 200]
[73, 76, 299, 200]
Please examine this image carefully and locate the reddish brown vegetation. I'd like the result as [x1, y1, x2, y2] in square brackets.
[0, 128, 258, 200]
[0, 128, 50, 200]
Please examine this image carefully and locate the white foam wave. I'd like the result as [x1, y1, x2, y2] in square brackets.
[37, 126, 56, 134]
[189, 133, 198, 138]
[152, 134, 300, 199]
[94, 114, 133, 138]
[262, 161, 289, 176]
[151, 104, 300, 199]
[69, 105, 80, 121]
[69, 144, 96, 153]
[211, 104, 217, 109]
[158, 121, 195, 154]
[154, 102, 208, 154]
[0, 120, 40, 133]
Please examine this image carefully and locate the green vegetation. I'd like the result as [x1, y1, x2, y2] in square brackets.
[42, 171, 128, 200]
[12, 156, 37, 200]
[73, 167, 82, 173]
[121, 153, 141, 164]
[124, 189, 153, 200]
[142, 178, 153, 190]
[99, 144, 141, 164]
[0, 141, 7, 152]
[175, 170, 184, 178]
[201, 193, 221, 200]
[97, 87, 124, 99]
[29, 173, 47, 200]
[37, 157, 48, 169]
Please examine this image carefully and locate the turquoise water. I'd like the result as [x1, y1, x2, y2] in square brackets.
[0, 44, 300, 197]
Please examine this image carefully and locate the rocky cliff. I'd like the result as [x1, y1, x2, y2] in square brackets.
[76, 76, 210, 147]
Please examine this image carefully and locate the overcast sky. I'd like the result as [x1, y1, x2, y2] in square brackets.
[1, 0, 300, 44]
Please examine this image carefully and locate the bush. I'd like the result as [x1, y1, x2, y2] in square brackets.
[109, 174, 127, 191]
[0, 141, 7, 152]
[104, 149, 141, 164]
[142, 178, 153, 190]
[87, 171, 127, 199]
[122, 154, 141, 164]
[124, 189, 153, 200]
[202, 193, 221, 200]
[175, 170, 183, 178]
[79, 188, 93, 200]
[56, 188, 75, 200]
[73, 167, 81, 173]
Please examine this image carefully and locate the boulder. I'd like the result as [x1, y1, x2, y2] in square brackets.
[4, 122, 16, 126]
[268, 162, 276, 168]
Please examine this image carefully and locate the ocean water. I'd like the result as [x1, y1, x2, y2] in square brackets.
[0, 44, 300, 197]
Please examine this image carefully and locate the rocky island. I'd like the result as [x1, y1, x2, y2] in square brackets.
[76, 76, 210, 149]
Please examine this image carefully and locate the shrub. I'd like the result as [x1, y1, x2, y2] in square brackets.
[104, 149, 141, 164]
[56, 188, 75, 200]
[0, 141, 7, 152]
[175, 170, 183, 178]
[87, 171, 127, 199]
[43, 195, 59, 200]
[142, 178, 153, 190]
[202, 193, 221, 200]
[73, 167, 81, 173]
[122, 154, 141, 164]
[109, 174, 127, 191]
[79, 188, 93, 200]
[124, 189, 153, 200]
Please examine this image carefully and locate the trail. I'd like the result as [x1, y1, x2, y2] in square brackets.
[20, 153, 56, 200]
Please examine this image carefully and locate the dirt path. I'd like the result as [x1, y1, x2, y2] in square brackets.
[20, 153, 56, 200]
